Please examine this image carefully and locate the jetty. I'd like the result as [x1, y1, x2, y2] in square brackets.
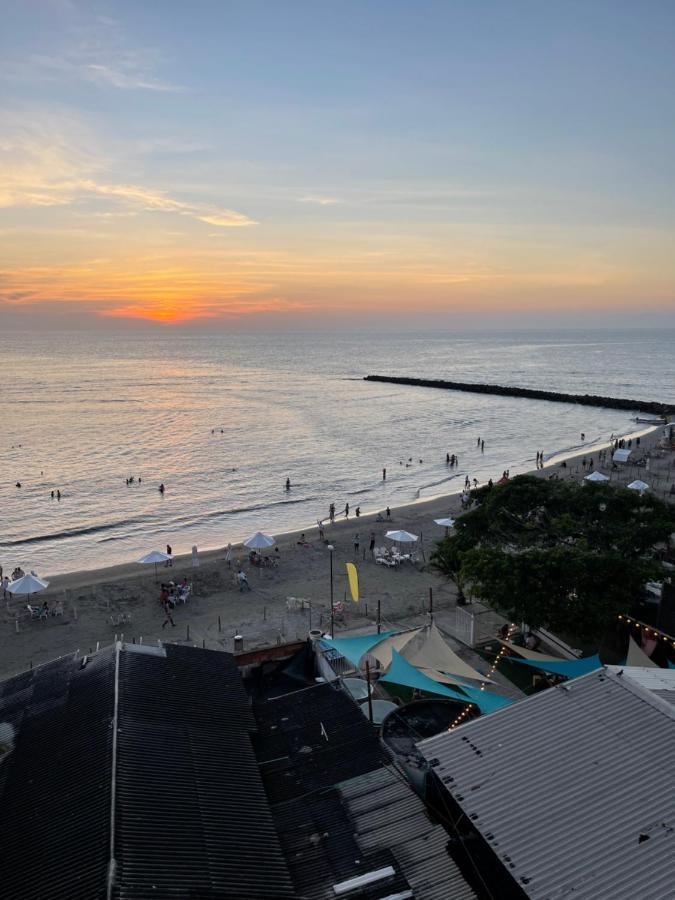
[364, 375, 672, 417]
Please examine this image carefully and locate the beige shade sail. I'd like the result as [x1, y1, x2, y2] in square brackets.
[498, 639, 558, 662]
[403, 622, 489, 683]
[368, 629, 421, 667]
[626, 634, 658, 668]
[419, 667, 494, 687]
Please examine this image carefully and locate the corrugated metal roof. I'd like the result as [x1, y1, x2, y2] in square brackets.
[0, 644, 293, 900]
[0, 651, 114, 900]
[253, 681, 476, 900]
[253, 682, 386, 804]
[605, 665, 675, 705]
[418, 669, 675, 900]
[114, 645, 293, 899]
[337, 768, 477, 900]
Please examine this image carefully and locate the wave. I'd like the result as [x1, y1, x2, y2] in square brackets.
[3, 517, 143, 547]
[414, 474, 461, 499]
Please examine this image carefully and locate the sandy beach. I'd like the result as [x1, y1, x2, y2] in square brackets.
[2, 423, 672, 680]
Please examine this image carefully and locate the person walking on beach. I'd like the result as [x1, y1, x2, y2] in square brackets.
[2, 575, 8, 600]
[225, 543, 233, 567]
[329, 503, 335, 523]
[318, 521, 325, 541]
[166, 544, 172, 567]
[160, 588, 176, 628]
[382, 468, 387, 481]
[369, 532, 376, 556]
[386, 506, 391, 519]
[354, 534, 360, 554]
[57, 490, 61, 500]
[477, 436, 481, 446]
[344, 502, 350, 518]
[481, 440, 485, 452]
[355, 506, 360, 517]
[285, 477, 291, 490]
[237, 569, 251, 592]
[446, 452, 450, 465]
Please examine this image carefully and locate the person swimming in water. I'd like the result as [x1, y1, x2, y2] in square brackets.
[159, 483, 165, 494]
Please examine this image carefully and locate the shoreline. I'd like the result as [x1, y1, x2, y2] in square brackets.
[42, 422, 663, 592]
[0, 421, 669, 683]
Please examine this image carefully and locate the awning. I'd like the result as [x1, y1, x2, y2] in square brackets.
[403, 622, 490, 682]
[626, 635, 658, 668]
[498, 639, 558, 662]
[507, 654, 602, 678]
[321, 631, 397, 667]
[613, 449, 631, 462]
[381, 650, 513, 715]
[368, 630, 421, 667]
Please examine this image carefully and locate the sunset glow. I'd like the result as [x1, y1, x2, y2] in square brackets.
[1, 2, 674, 328]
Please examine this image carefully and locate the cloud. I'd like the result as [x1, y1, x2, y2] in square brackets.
[298, 195, 341, 206]
[84, 63, 182, 92]
[0, 117, 256, 228]
[3, 7, 183, 93]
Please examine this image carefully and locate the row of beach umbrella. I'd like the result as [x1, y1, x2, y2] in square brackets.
[8, 522, 456, 598]
[585, 470, 650, 493]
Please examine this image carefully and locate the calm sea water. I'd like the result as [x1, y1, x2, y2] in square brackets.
[1, 329, 673, 576]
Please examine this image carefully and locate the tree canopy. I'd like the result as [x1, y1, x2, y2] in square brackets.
[432, 475, 675, 640]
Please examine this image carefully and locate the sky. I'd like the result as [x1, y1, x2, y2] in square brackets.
[1, 0, 675, 330]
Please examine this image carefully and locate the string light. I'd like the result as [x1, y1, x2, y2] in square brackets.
[448, 703, 476, 731]
[480, 622, 517, 690]
[617, 614, 675, 649]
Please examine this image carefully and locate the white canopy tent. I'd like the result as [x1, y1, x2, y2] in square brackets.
[627, 479, 649, 493]
[584, 471, 610, 483]
[138, 550, 171, 581]
[385, 530, 418, 543]
[613, 448, 631, 463]
[244, 531, 275, 550]
[7, 573, 49, 599]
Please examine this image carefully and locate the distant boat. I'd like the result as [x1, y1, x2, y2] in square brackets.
[634, 417, 666, 424]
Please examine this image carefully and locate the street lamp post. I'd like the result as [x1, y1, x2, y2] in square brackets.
[327, 544, 335, 637]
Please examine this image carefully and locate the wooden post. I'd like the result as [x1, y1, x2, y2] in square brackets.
[365, 661, 374, 724]
[429, 586, 433, 619]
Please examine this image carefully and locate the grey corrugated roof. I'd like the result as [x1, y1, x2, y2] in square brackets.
[0, 644, 293, 900]
[417, 669, 675, 900]
[337, 768, 477, 900]
[605, 665, 675, 705]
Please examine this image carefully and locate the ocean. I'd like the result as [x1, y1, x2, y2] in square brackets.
[1, 329, 673, 576]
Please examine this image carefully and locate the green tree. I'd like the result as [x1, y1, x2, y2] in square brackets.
[432, 476, 675, 641]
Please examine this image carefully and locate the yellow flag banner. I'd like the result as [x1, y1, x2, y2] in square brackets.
[345, 562, 359, 603]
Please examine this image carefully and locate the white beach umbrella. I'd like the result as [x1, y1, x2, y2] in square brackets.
[434, 517, 455, 528]
[627, 479, 650, 493]
[244, 531, 275, 550]
[385, 530, 418, 543]
[138, 550, 171, 581]
[7, 573, 49, 599]
[584, 471, 610, 483]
